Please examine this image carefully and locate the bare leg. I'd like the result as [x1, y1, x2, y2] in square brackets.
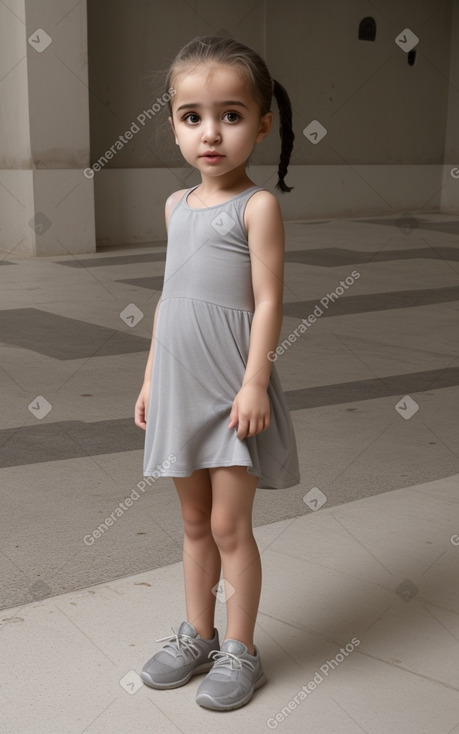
[209, 466, 260, 655]
[173, 469, 221, 640]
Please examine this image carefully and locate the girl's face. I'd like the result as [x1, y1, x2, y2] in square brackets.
[169, 64, 273, 181]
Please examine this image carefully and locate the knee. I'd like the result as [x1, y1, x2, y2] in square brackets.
[181, 506, 211, 541]
[211, 514, 249, 552]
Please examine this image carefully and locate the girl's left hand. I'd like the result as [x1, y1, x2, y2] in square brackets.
[228, 384, 271, 439]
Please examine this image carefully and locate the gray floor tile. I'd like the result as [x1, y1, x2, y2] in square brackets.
[0, 418, 140, 468]
[352, 216, 459, 236]
[285, 365, 459, 409]
[58, 252, 166, 268]
[283, 285, 459, 318]
[117, 275, 164, 291]
[0, 309, 149, 359]
[285, 246, 459, 266]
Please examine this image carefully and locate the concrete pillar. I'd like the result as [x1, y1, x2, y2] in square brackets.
[0, 0, 95, 257]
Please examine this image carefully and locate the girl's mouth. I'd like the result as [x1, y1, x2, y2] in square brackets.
[200, 153, 224, 163]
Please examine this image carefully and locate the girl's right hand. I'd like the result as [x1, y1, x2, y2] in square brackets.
[134, 381, 151, 430]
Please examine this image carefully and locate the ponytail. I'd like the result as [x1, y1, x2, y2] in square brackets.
[272, 79, 295, 193]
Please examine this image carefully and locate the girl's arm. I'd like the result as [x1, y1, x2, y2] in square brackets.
[141, 294, 162, 384]
[134, 293, 162, 430]
[228, 191, 285, 440]
[134, 188, 187, 430]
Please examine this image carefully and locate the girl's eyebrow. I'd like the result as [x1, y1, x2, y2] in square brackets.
[176, 100, 249, 112]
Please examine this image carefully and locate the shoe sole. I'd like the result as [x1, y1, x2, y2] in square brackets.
[141, 661, 215, 690]
[195, 671, 267, 710]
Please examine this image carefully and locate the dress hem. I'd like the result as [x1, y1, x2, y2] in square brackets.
[143, 460, 255, 476]
[143, 462, 300, 489]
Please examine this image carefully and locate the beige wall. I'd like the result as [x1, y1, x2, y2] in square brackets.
[88, 0, 453, 168]
[1, 1, 457, 254]
[86, 0, 458, 245]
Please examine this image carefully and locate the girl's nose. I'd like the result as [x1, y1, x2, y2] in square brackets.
[201, 121, 221, 144]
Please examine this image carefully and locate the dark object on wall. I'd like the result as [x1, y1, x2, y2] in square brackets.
[358, 17, 376, 42]
[408, 49, 416, 66]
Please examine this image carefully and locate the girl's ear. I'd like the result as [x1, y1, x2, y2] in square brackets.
[255, 111, 273, 143]
[168, 115, 179, 145]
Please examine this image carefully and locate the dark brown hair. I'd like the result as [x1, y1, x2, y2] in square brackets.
[165, 35, 295, 193]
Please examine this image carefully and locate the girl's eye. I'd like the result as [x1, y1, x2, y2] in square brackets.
[224, 112, 240, 123]
[184, 113, 200, 124]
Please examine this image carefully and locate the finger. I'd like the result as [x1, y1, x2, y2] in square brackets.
[253, 415, 270, 437]
[228, 404, 238, 429]
[245, 418, 254, 437]
[237, 416, 249, 440]
[134, 403, 146, 430]
[248, 418, 263, 437]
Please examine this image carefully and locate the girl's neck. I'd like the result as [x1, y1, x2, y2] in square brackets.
[195, 168, 255, 202]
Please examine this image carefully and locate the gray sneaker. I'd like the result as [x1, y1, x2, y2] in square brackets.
[140, 621, 220, 689]
[195, 639, 267, 710]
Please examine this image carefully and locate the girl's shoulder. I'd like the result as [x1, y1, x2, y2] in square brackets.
[165, 188, 188, 229]
[243, 189, 282, 232]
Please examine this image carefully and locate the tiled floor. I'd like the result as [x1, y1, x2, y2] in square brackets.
[1, 212, 458, 732]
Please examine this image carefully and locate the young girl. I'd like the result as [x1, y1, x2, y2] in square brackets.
[134, 35, 300, 711]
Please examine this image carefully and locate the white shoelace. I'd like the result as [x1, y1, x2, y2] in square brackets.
[209, 649, 256, 672]
[155, 627, 200, 659]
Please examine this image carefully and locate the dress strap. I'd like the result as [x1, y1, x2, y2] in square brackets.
[180, 184, 199, 205]
[241, 185, 265, 198]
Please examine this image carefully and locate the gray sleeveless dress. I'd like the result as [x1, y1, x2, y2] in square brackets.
[143, 184, 300, 489]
